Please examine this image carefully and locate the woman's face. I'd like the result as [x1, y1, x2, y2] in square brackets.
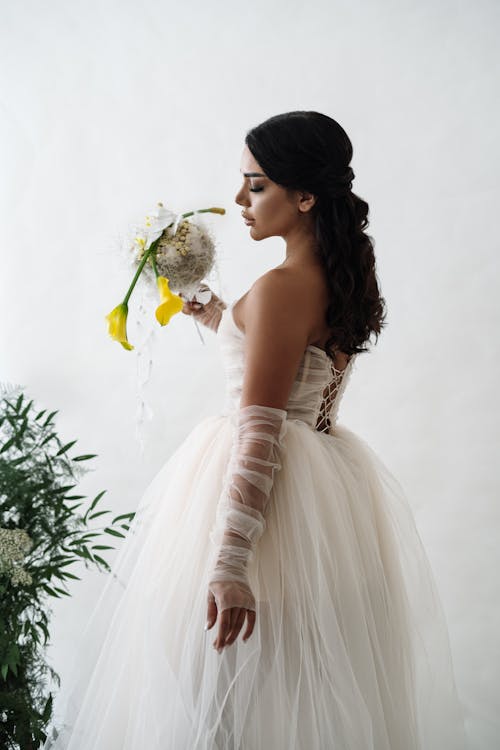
[235, 144, 309, 241]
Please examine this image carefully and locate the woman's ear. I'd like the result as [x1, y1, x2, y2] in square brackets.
[297, 191, 317, 213]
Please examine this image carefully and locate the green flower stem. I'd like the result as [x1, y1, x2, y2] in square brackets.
[180, 208, 215, 217]
[123, 236, 162, 306]
[122, 207, 217, 304]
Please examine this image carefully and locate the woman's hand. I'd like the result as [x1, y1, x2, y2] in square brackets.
[206, 588, 256, 652]
[179, 284, 227, 333]
[179, 296, 204, 315]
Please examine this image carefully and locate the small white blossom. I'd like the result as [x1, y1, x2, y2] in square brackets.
[0, 528, 33, 587]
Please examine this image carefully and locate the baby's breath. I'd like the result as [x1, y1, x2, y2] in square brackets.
[0, 527, 33, 587]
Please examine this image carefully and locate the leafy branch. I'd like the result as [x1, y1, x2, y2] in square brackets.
[0, 387, 136, 749]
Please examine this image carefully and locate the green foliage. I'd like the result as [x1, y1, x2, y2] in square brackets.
[0, 388, 135, 749]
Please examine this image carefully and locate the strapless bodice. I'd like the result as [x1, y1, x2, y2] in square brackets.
[218, 302, 357, 435]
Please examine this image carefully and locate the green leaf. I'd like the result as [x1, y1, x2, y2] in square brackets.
[72, 547, 93, 562]
[20, 399, 34, 418]
[93, 554, 110, 568]
[89, 490, 106, 512]
[83, 490, 107, 522]
[66, 502, 84, 512]
[10, 453, 31, 466]
[91, 544, 114, 550]
[42, 693, 53, 722]
[54, 483, 78, 495]
[0, 436, 17, 454]
[53, 586, 71, 597]
[40, 432, 57, 446]
[1, 664, 7, 680]
[34, 409, 47, 421]
[104, 527, 125, 538]
[50, 570, 67, 581]
[72, 453, 98, 461]
[43, 410, 59, 427]
[89, 510, 111, 520]
[112, 512, 136, 523]
[5, 643, 20, 667]
[17, 417, 29, 439]
[42, 584, 61, 598]
[56, 439, 78, 456]
[37, 620, 50, 644]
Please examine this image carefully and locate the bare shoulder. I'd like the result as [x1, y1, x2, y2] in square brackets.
[237, 267, 321, 336]
[237, 269, 314, 409]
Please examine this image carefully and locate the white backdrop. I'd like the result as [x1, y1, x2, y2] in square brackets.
[1, 0, 499, 746]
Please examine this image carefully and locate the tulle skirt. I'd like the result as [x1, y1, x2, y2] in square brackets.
[43, 414, 468, 749]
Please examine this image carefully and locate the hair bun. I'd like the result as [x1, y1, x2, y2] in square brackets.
[316, 164, 354, 198]
[331, 166, 354, 197]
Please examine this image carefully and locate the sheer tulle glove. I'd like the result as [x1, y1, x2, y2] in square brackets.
[180, 284, 227, 333]
[208, 404, 288, 618]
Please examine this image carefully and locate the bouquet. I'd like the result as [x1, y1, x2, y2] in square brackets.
[105, 201, 225, 350]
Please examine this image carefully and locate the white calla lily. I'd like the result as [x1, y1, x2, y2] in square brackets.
[143, 202, 178, 248]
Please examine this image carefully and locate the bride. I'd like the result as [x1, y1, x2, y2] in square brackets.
[43, 110, 468, 749]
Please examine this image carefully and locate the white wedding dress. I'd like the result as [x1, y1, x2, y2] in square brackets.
[43, 302, 468, 749]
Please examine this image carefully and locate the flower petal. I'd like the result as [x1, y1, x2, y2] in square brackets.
[155, 277, 184, 326]
[105, 303, 134, 350]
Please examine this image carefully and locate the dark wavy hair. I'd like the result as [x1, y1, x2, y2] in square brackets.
[245, 111, 387, 357]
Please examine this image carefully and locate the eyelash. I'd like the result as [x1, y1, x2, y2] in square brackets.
[249, 187, 263, 192]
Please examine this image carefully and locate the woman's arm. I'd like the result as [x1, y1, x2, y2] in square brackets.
[206, 269, 312, 651]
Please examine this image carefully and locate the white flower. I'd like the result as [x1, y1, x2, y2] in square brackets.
[143, 202, 178, 248]
[0, 528, 33, 587]
[10, 567, 32, 587]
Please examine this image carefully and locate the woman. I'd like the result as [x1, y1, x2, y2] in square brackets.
[44, 111, 468, 749]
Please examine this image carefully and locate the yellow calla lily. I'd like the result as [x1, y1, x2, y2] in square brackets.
[105, 303, 134, 350]
[155, 276, 183, 326]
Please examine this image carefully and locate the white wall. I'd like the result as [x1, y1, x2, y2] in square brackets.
[1, 0, 498, 746]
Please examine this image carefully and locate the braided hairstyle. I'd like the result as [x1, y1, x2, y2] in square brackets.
[245, 111, 387, 357]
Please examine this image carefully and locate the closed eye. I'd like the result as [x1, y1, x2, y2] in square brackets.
[249, 187, 263, 192]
